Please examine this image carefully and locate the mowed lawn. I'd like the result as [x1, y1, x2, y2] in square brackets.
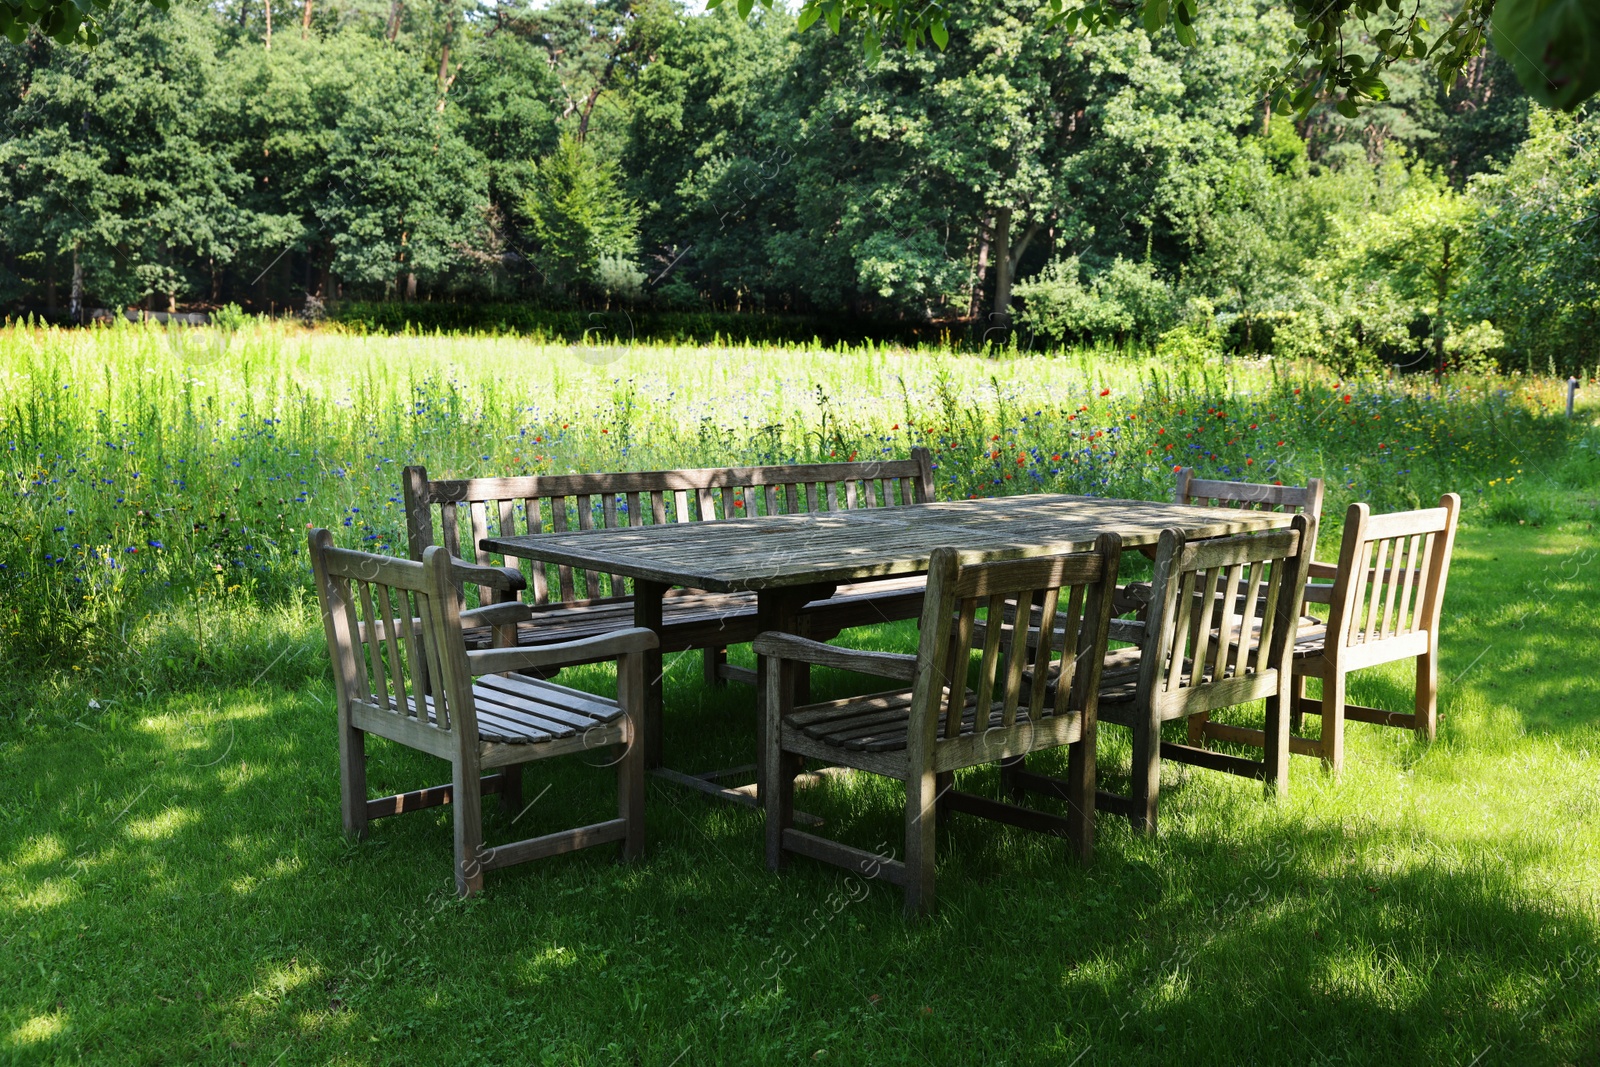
[2, 517, 1598, 1066]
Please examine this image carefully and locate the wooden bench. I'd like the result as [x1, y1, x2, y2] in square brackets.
[402, 450, 936, 684]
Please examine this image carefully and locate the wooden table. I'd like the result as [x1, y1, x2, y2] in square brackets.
[482, 493, 1296, 804]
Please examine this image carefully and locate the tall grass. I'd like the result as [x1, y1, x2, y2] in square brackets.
[0, 317, 1590, 683]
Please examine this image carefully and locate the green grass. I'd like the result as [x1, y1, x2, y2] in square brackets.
[2, 322, 1598, 1064]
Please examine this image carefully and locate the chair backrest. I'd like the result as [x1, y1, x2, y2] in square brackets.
[910, 534, 1123, 767]
[308, 528, 477, 744]
[1323, 494, 1460, 665]
[1175, 468, 1324, 518]
[403, 449, 936, 606]
[1139, 515, 1314, 718]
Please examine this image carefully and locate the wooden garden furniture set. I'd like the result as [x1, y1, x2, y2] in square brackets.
[310, 454, 1461, 913]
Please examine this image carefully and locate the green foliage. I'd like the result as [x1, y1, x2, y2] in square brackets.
[521, 133, 641, 292]
[1017, 256, 1176, 349]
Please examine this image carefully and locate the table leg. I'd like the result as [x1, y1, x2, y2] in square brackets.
[634, 579, 667, 769]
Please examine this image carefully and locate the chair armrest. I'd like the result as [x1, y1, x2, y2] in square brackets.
[460, 602, 534, 629]
[1306, 560, 1340, 581]
[466, 627, 658, 675]
[752, 632, 918, 682]
[450, 557, 527, 596]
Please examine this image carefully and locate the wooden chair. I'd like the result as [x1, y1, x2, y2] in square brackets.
[307, 528, 656, 896]
[1269, 494, 1461, 774]
[1083, 516, 1313, 833]
[755, 535, 1122, 916]
[402, 452, 936, 685]
[1115, 469, 1324, 619]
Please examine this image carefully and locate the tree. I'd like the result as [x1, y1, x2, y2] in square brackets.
[0, 3, 250, 314]
[521, 131, 640, 291]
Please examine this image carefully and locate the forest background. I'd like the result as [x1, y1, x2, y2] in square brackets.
[1, 0, 1596, 376]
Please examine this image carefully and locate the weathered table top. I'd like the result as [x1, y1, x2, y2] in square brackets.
[480, 493, 1295, 594]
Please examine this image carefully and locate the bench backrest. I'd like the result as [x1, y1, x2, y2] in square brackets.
[911, 535, 1122, 768]
[1175, 468, 1324, 517]
[1323, 494, 1459, 668]
[1140, 515, 1313, 719]
[403, 450, 935, 605]
[308, 528, 480, 745]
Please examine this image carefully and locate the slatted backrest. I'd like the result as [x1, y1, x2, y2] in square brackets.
[402, 449, 935, 606]
[1324, 494, 1460, 654]
[1139, 515, 1313, 719]
[1175, 468, 1325, 518]
[908, 535, 1122, 767]
[308, 528, 477, 743]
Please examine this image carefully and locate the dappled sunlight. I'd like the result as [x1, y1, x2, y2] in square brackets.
[123, 806, 199, 842]
[6, 1012, 66, 1048]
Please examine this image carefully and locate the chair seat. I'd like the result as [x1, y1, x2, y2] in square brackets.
[784, 686, 1079, 756]
[388, 673, 625, 744]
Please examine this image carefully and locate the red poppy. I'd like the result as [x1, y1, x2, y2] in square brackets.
[733, 500, 744, 508]
[1099, 388, 1110, 397]
[1342, 395, 1352, 403]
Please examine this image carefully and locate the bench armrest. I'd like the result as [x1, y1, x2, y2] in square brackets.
[460, 602, 534, 629]
[752, 632, 919, 682]
[1306, 560, 1340, 581]
[1301, 583, 1334, 605]
[466, 627, 659, 675]
[1108, 618, 1147, 645]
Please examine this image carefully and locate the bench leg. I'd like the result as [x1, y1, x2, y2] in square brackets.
[1288, 673, 1308, 733]
[634, 581, 667, 769]
[1066, 716, 1097, 864]
[1415, 652, 1438, 742]
[339, 716, 368, 841]
[619, 650, 647, 862]
[703, 646, 727, 687]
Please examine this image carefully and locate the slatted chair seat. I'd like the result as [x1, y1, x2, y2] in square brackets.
[309, 530, 655, 897]
[758, 538, 1123, 916]
[785, 685, 1086, 757]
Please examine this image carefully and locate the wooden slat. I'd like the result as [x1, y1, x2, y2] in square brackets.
[439, 503, 462, 559]
[1394, 534, 1420, 636]
[374, 584, 409, 715]
[1364, 538, 1389, 645]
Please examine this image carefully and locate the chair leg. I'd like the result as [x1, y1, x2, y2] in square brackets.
[1415, 652, 1438, 742]
[1289, 673, 1307, 733]
[704, 646, 726, 687]
[339, 716, 368, 841]
[498, 763, 524, 818]
[1066, 720, 1097, 864]
[904, 768, 938, 917]
[1263, 679, 1291, 799]
[998, 755, 1025, 801]
[453, 761, 486, 898]
[1321, 672, 1347, 777]
[1130, 706, 1161, 834]
[618, 737, 646, 864]
[764, 658, 795, 871]
[1186, 710, 1210, 746]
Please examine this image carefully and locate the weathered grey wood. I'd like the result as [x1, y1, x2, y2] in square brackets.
[1094, 516, 1313, 832]
[306, 530, 654, 896]
[759, 535, 1123, 915]
[483, 495, 1290, 593]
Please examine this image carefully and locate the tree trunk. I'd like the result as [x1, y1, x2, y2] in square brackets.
[1433, 233, 1452, 382]
[301, 0, 312, 37]
[69, 242, 83, 323]
[264, 0, 271, 49]
[990, 208, 1013, 330]
[44, 252, 57, 313]
[405, 273, 417, 301]
[385, 0, 402, 41]
[988, 210, 1041, 332]
[969, 217, 991, 321]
